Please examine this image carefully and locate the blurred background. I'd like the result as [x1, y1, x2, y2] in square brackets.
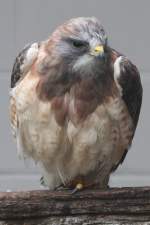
[0, 0, 149, 191]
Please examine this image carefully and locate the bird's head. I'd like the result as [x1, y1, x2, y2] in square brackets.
[46, 17, 111, 77]
[37, 17, 113, 100]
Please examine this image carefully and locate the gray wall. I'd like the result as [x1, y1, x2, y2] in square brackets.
[0, 0, 150, 191]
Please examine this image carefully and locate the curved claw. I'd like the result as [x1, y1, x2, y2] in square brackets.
[40, 176, 47, 186]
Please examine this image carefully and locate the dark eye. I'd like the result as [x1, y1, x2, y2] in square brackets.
[72, 40, 87, 48]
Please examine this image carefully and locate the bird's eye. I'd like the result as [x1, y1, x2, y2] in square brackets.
[72, 40, 86, 48]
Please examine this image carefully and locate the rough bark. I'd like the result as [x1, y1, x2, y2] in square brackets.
[0, 187, 150, 224]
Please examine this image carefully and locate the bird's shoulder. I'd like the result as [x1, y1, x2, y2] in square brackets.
[11, 42, 40, 88]
[111, 48, 143, 129]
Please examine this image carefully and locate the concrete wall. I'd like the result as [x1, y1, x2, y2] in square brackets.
[0, 0, 149, 191]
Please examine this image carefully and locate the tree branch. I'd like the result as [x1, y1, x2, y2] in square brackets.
[0, 187, 150, 224]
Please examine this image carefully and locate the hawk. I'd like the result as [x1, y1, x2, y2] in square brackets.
[10, 17, 143, 192]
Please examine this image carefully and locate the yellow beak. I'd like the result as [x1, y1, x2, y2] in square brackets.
[90, 45, 104, 56]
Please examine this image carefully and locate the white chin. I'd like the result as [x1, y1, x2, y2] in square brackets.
[73, 54, 94, 73]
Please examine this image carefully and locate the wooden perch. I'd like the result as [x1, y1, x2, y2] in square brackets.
[0, 187, 150, 225]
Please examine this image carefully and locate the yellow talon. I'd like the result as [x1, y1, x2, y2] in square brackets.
[76, 183, 83, 190]
[71, 183, 84, 194]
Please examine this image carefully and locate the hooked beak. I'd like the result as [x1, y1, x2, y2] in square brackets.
[90, 45, 104, 58]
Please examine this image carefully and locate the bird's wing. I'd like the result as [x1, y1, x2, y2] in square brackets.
[111, 48, 143, 170]
[11, 42, 39, 88]
[10, 42, 40, 138]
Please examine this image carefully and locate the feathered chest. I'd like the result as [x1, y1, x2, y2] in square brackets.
[37, 74, 118, 126]
[11, 71, 133, 165]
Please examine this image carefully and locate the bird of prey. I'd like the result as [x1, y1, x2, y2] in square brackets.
[10, 17, 143, 192]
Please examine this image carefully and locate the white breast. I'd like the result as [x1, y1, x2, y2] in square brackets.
[12, 72, 133, 189]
